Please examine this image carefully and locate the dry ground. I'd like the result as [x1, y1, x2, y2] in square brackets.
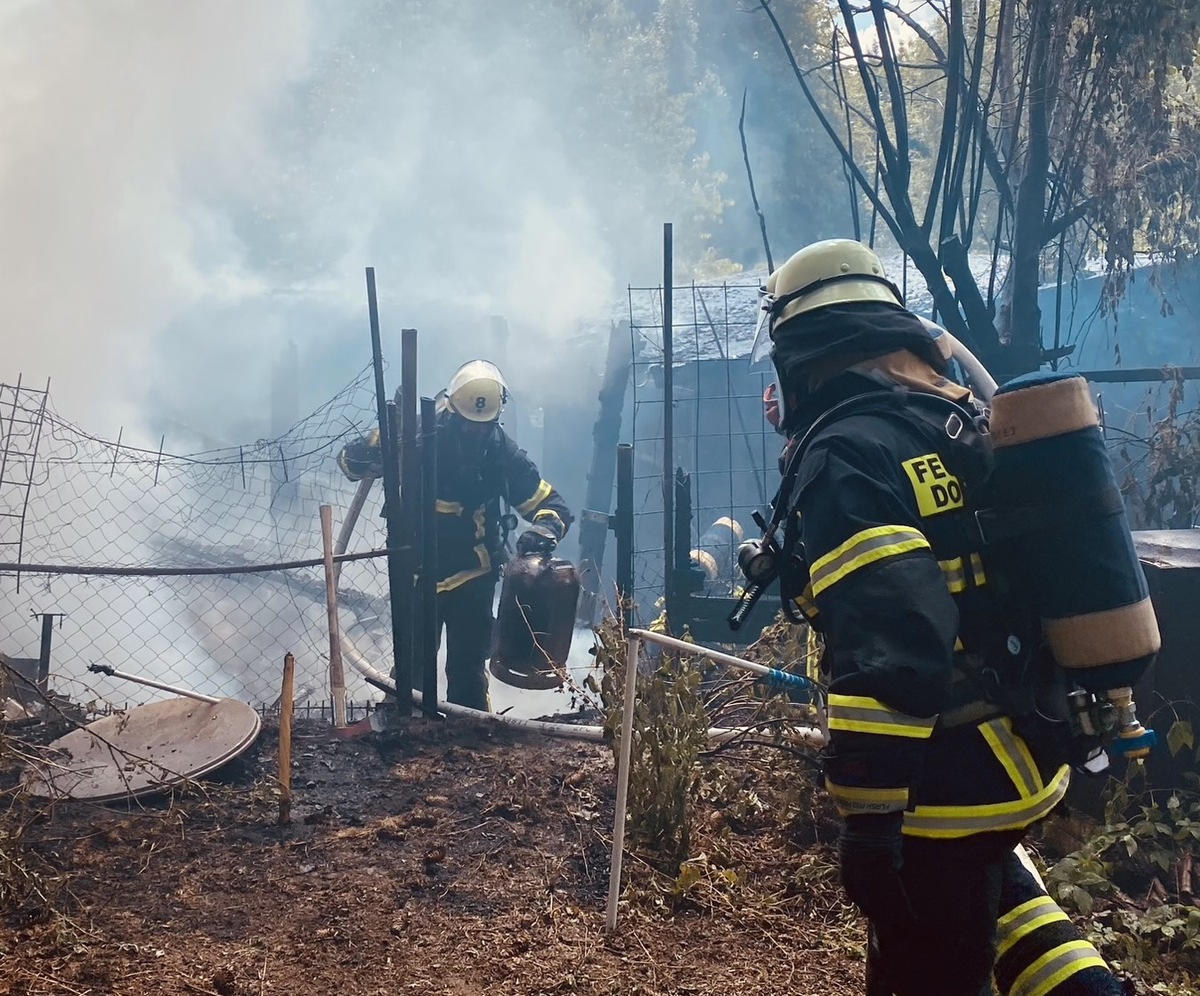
[0, 715, 866, 996]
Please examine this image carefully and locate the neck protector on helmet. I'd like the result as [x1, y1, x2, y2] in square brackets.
[771, 302, 947, 431]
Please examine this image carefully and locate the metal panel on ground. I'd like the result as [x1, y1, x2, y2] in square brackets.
[22, 697, 261, 802]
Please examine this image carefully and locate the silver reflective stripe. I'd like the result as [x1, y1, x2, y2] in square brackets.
[1012, 940, 1108, 996]
[828, 705, 936, 736]
[827, 695, 937, 738]
[996, 896, 1067, 958]
[824, 780, 909, 816]
[981, 718, 1042, 796]
[904, 767, 1070, 837]
[809, 525, 929, 595]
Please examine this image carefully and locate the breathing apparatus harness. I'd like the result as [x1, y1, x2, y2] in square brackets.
[729, 386, 989, 629]
[730, 384, 1152, 772]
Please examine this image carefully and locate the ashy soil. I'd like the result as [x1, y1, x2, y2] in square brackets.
[0, 715, 867, 996]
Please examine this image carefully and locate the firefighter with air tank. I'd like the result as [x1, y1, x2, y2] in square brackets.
[743, 238, 1158, 995]
[338, 359, 573, 712]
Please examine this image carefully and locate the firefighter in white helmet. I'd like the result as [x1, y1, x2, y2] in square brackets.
[338, 359, 573, 711]
[752, 240, 1126, 995]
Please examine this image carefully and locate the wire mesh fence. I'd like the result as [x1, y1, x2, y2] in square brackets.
[0, 368, 396, 710]
[626, 279, 778, 617]
[620, 273, 1200, 632]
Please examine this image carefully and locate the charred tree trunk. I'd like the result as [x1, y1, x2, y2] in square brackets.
[1000, 0, 1054, 377]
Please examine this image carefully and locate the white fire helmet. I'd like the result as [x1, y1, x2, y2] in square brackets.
[445, 359, 510, 423]
[749, 240, 904, 431]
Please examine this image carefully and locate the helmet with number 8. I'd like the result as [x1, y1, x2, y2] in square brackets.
[445, 359, 510, 423]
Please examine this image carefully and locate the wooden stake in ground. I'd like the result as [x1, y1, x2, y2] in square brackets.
[278, 651, 295, 826]
[320, 504, 348, 728]
[606, 633, 641, 934]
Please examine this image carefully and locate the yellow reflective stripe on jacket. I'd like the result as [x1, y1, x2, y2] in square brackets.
[824, 779, 909, 817]
[436, 499, 464, 515]
[793, 584, 819, 621]
[939, 557, 967, 594]
[1011, 940, 1108, 996]
[996, 895, 1070, 959]
[809, 525, 929, 596]
[437, 506, 491, 593]
[533, 507, 565, 533]
[827, 694, 937, 739]
[902, 763, 1070, 838]
[515, 479, 553, 516]
[970, 552, 987, 587]
[980, 717, 1044, 797]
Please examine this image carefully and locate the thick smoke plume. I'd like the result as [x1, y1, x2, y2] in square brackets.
[0, 1, 721, 442]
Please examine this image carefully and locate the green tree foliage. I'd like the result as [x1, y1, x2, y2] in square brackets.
[754, 0, 1200, 377]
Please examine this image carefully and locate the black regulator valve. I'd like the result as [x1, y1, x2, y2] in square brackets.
[737, 537, 778, 585]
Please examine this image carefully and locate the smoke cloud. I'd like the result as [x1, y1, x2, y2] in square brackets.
[0, 1, 719, 442]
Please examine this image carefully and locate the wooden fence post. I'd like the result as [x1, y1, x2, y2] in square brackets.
[278, 652, 295, 825]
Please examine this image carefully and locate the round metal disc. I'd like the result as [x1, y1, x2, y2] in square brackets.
[22, 697, 262, 802]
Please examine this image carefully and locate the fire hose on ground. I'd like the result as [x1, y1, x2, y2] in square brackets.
[331, 476, 826, 748]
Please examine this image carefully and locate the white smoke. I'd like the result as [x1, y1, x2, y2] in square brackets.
[0, 1, 704, 441]
[0, 0, 314, 437]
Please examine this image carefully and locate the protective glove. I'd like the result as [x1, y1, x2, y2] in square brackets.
[838, 811, 916, 925]
[516, 524, 558, 556]
[337, 428, 383, 482]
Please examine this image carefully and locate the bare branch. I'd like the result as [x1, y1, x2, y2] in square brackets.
[923, 0, 965, 234]
[1044, 198, 1096, 243]
[738, 89, 775, 272]
[866, 0, 913, 186]
[756, 0, 901, 239]
[833, 0, 903, 178]
[881, 2, 947, 63]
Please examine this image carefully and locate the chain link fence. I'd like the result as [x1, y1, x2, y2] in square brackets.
[0, 369, 395, 710]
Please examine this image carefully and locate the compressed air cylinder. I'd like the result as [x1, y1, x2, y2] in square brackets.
[689, 517, 744, 582]
[489, 554, 582, 691]
[986, 371, 1160, 691]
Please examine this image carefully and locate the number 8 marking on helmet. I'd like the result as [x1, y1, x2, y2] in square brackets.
[475, 396, 488, 411]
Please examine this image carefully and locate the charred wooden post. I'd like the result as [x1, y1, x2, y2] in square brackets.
[419, 396, 441, 719]
[661, 223, 675, 624]
[673, 470, 703, 599]
[33, 611, 63, 693]
[614, 443, 634, 630]
[394, 327, 419, 714]
[365, 268, 411, 714]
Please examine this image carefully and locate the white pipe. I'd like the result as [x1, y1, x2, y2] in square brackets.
[606, 633, 641, 933]
[338, 631, 825, 747]
[629, 627, 814, 692]
[1014, 843, 1047, 891]
[88, 666, 221, 705]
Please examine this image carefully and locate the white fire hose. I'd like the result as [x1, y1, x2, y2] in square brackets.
[332, 476, 824, 747]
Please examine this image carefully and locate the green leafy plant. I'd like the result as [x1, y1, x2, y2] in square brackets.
[596, 618, 710, 873]
[1046, 782, 1200, 978]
